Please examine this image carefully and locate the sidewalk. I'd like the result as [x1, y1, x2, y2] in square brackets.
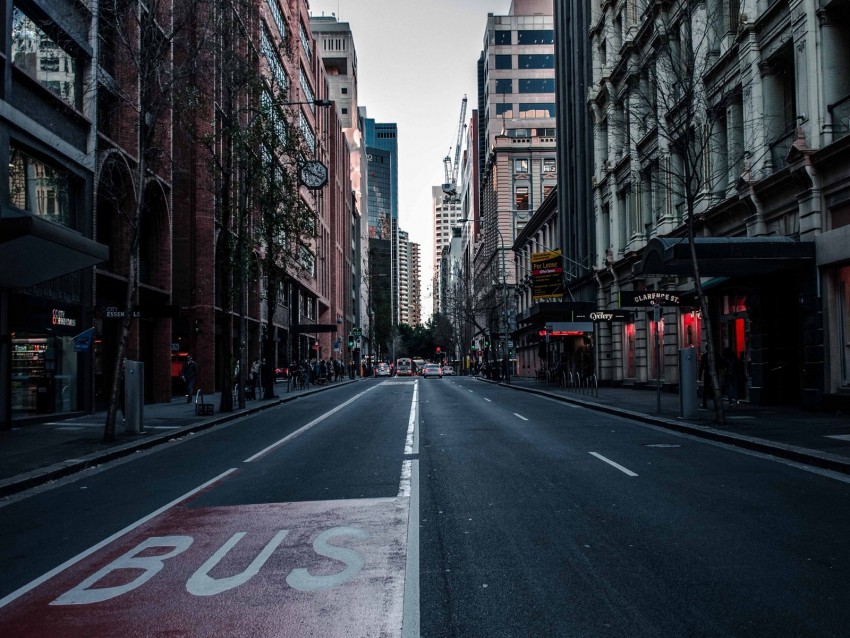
[0, 378, 357, 498]
[490, 375, 850, 475]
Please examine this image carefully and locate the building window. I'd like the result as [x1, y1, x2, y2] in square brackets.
[519, 78, 555, 93]
[515, 186, 529, 211]
[495, 30, 512, 45]
[496, 103, 513, 117]
[299, 22, 312, 61]
[517, 30, 554, 45]
[11, 7, 78, 107]
[495, 54, 512, 70]
[495, 78, 512, 94]
[519, 103, 555, 118]
[9, 146, 76, 228]
[543, 158, 556, 172]
[266, 0, 287, 39]
[514, 158, 529, 173]
[341, 87, 348, 94]
[518, 54, 554, 69]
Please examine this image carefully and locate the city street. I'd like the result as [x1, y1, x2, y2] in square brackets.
[1, 378, 849, 636]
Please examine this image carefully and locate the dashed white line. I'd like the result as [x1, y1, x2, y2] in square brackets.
[484, 398, 492, 403]
[513, 413, 529, 421]
[589, 452, 638, 477]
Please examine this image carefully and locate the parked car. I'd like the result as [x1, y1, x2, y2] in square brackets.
[422, 363, 443, 378]
[376, 362, 391, 377]
[441, 365, 455, 376]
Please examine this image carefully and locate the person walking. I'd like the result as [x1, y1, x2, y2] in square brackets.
[181, 355, 198, 403]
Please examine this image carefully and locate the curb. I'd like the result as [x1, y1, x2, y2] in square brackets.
[0, 380, 357, 499]
[490, 379, 850, 476]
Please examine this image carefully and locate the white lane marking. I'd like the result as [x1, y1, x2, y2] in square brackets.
[244, 385, 378, 462]
[513, 413, 529, 421]
[402, 458, 420, 637]
[404, 380, 419, 456]
[589, 452, 639, 477]
[0, 468, 237, 609]
[826, 434, 850, 441]
[468, 390, 474, 393]
[484, 398, 492, 403]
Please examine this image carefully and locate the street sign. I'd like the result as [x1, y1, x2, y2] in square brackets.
[352, 327, 362, 337]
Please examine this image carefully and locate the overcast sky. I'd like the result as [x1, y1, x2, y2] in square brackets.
[308, 0, 512, 320]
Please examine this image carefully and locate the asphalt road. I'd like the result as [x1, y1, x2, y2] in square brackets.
[1, 376, 849, 637]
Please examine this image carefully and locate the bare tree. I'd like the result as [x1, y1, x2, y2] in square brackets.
[97, 0, 211, 440]
[597, 1, 778, 423]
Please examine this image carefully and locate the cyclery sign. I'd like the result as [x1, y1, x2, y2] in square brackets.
[619, 291, 684, 307]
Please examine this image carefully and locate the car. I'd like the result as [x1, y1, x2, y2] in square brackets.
[441, 365, 455, 376]
[422, 363, 442, 378]
[376, 363, 391, 377]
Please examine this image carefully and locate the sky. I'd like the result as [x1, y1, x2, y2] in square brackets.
[308, 0, 512, 319]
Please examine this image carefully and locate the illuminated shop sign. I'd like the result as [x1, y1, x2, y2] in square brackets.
[52, 309, 77, 326]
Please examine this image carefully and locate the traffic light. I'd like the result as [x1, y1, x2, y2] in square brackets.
[471, 344, 476, 351]
[436, 346, 441, 353]
[347, 333, 354, 348]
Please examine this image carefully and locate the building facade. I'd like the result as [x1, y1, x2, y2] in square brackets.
[1, 1, 109, 428]
[475, 0, 556, 362]
[585, 0, 849, 409]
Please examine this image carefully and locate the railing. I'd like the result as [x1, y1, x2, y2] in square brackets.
[828, 94, 850, 141]
[770, 127, 795, 170]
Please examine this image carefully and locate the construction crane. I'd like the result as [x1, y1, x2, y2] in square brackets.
[442, 95, 468, 198]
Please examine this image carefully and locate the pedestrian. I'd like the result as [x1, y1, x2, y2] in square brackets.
[699, 345, 713, 408]
[250, 358, 261, 397]
[181, 354, 198, 403]
[722, 347, 739, 407]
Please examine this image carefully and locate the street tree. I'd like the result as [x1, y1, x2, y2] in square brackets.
[597, 1, 778, 423]
[97, 0, 212, 441]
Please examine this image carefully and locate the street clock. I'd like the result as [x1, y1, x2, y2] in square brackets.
[298, 160, 328, 189]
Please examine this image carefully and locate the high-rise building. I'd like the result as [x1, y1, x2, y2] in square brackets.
[311, 14, 363, 360]
[398, 230, 412, 326]
[475, 0, 555, 348]
[410, 242, 422, 326]
[432, 185, 463, 314]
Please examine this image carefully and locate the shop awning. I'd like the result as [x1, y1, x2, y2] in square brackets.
[0, 215, 109, 288]
[636, 237, 815, 277]
[516, 301, 595, 326]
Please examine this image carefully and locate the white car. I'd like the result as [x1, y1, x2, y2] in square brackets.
[376, 363, 391, 377]
[441, 365, 455, 376]
[422, 363, 443, 378]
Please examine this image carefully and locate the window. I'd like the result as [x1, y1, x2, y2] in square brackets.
[519, 78, 555, 93]
[519, 103, 555, 118]
[536, 128, 556, 137]
[543, 158, 556, 172]
[495, 78, 512, 94]
[495, 30, 512, 45]
[341, 87, 348, 94]
[266, 0, 286, 38]
[299, 22, 312, 61]
[9, 147, 76, 228]
[495, 54, 512, 70]
[11, 7, 78, 107]
[300, 68, 315, 111]
[514, 158, 529, 173]
[518, 54, 554, 69]
[496, 103, 513, 117]
[515, 186, 530, 211]
[517, 30, 554, 45]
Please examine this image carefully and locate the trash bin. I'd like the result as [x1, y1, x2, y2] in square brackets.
[679, 347, 698, 419]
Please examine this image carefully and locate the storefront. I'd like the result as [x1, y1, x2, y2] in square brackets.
[9, 294, 87, 419]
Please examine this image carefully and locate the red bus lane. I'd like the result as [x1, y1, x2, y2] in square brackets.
[0, 497, 409, 637]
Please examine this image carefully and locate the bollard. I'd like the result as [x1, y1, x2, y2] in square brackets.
[679, 347, 698, 419]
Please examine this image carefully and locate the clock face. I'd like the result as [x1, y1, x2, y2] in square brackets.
[299, 161, 328, 189]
